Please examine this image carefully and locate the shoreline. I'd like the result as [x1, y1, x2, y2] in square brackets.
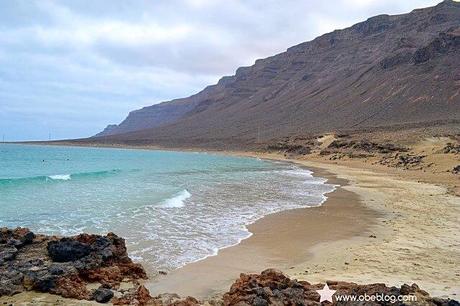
[144, 150, 460, 299]
[145, 164, 377, 298]
[2, 143, 459, 302]
[246, 153, 460, 299]
[157, 165, 337, 273]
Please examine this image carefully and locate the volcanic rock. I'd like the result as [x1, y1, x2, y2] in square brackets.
[452, 165, 460, 174]
[47, 238, 92, 262]
[0, 227, 148, 303]
[93, 287, 114, 303]
[442, 143, 460, 154]
[222, 269, 459, 306]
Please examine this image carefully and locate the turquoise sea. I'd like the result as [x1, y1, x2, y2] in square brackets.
[0, 144, 335, 271]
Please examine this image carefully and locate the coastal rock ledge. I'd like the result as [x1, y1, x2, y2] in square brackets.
[0, 227, 148, 304]
[221, 269, 460, 306]
[1, 228, 459, 305]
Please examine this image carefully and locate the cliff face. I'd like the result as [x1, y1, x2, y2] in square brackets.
[93, 1, 460, 148]
[95, 96, 202, 137]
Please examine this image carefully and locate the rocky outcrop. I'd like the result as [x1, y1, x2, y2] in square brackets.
[322, 140, 408, 155]
[378, 154, 426, 169]
[442, 143, 460, 154]
[2, 230, 459, 305]
[222, 269, 459, 306]
[0, 227, 147, 304]
[413, 29, 460, 64]
[266, 138, 315, 156]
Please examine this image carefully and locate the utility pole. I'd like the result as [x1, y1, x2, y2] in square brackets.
[48, 132, 51, 141]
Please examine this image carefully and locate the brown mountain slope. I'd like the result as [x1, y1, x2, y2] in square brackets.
[91, 0, 460, 149]
[95, 91, 210, 137]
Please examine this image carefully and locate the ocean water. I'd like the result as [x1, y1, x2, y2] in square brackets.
[0, 144, 335, 271]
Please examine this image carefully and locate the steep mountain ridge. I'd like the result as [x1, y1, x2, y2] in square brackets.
[96, 96, 200, 137]
[93, 0, 460, 148]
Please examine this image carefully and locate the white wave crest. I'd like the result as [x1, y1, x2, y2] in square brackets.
[281, 169, 313, 178]
[161, 189, 191, 208]
[48, 174, 71, 181]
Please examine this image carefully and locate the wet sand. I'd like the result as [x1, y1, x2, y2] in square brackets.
[146, 167, 377, 298]
[147, 152, 460, 300]
[240, 153, 460, 299]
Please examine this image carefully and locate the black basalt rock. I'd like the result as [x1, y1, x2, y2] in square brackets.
[93, 287, 114, 303]
[47, 238, 91, 262]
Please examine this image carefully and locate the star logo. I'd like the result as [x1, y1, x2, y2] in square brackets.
[316, 283, 337, 303]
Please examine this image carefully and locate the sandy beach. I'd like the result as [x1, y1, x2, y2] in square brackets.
[146, 167, 376, 298]
[1, 148, 459, 305]
[287, 158, 460, 299]
[146, 152, 460, 300]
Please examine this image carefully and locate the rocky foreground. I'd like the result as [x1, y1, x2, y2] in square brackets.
[0, 227, 148, 304]
[1, 228, 459, 305]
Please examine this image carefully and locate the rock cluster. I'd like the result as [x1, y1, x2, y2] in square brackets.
[2, 229, 459, 305]
[223, 269, 321, 305]
[265, 139, 314, 156]
[377, 153, 426, 169]
[0, 227, 147, 303]
[413, 30, 460, 64]
[395, 154, 426, 168]
[321, 140, 408, 155]
[222, 269, 459, 306]
[442, 143, 460, 154]
[112, 290, 201, 306]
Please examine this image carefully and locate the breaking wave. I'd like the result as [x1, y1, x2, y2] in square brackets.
[48, 174, 71, 181]
[160, 189, 192, 208]
[0, 169, 122, 186]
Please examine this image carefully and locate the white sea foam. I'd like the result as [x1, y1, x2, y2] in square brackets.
[6, 147, 336, 274]
[34, 165, 336, 273]
[161, 189, 191, 208]
[125, 165, 338, 271]
[281, 169, 313, 177]
[48, 174, 71, 180]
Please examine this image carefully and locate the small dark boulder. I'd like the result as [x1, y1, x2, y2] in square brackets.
[452, 165, 460, 174]
[47, 238, 91, 262]
[253, 296, 269, 306]
[21, 231, 35, 244]
[33, 275, 56, 292]
[0, 245, 18, 264]
[0, 227, 35, 248]
[93, 287, 114, 303]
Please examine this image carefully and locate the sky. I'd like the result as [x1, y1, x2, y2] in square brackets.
[0, 0, 441, 141]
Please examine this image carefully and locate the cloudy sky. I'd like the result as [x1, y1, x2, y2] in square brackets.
[0, 0, 440, 141]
